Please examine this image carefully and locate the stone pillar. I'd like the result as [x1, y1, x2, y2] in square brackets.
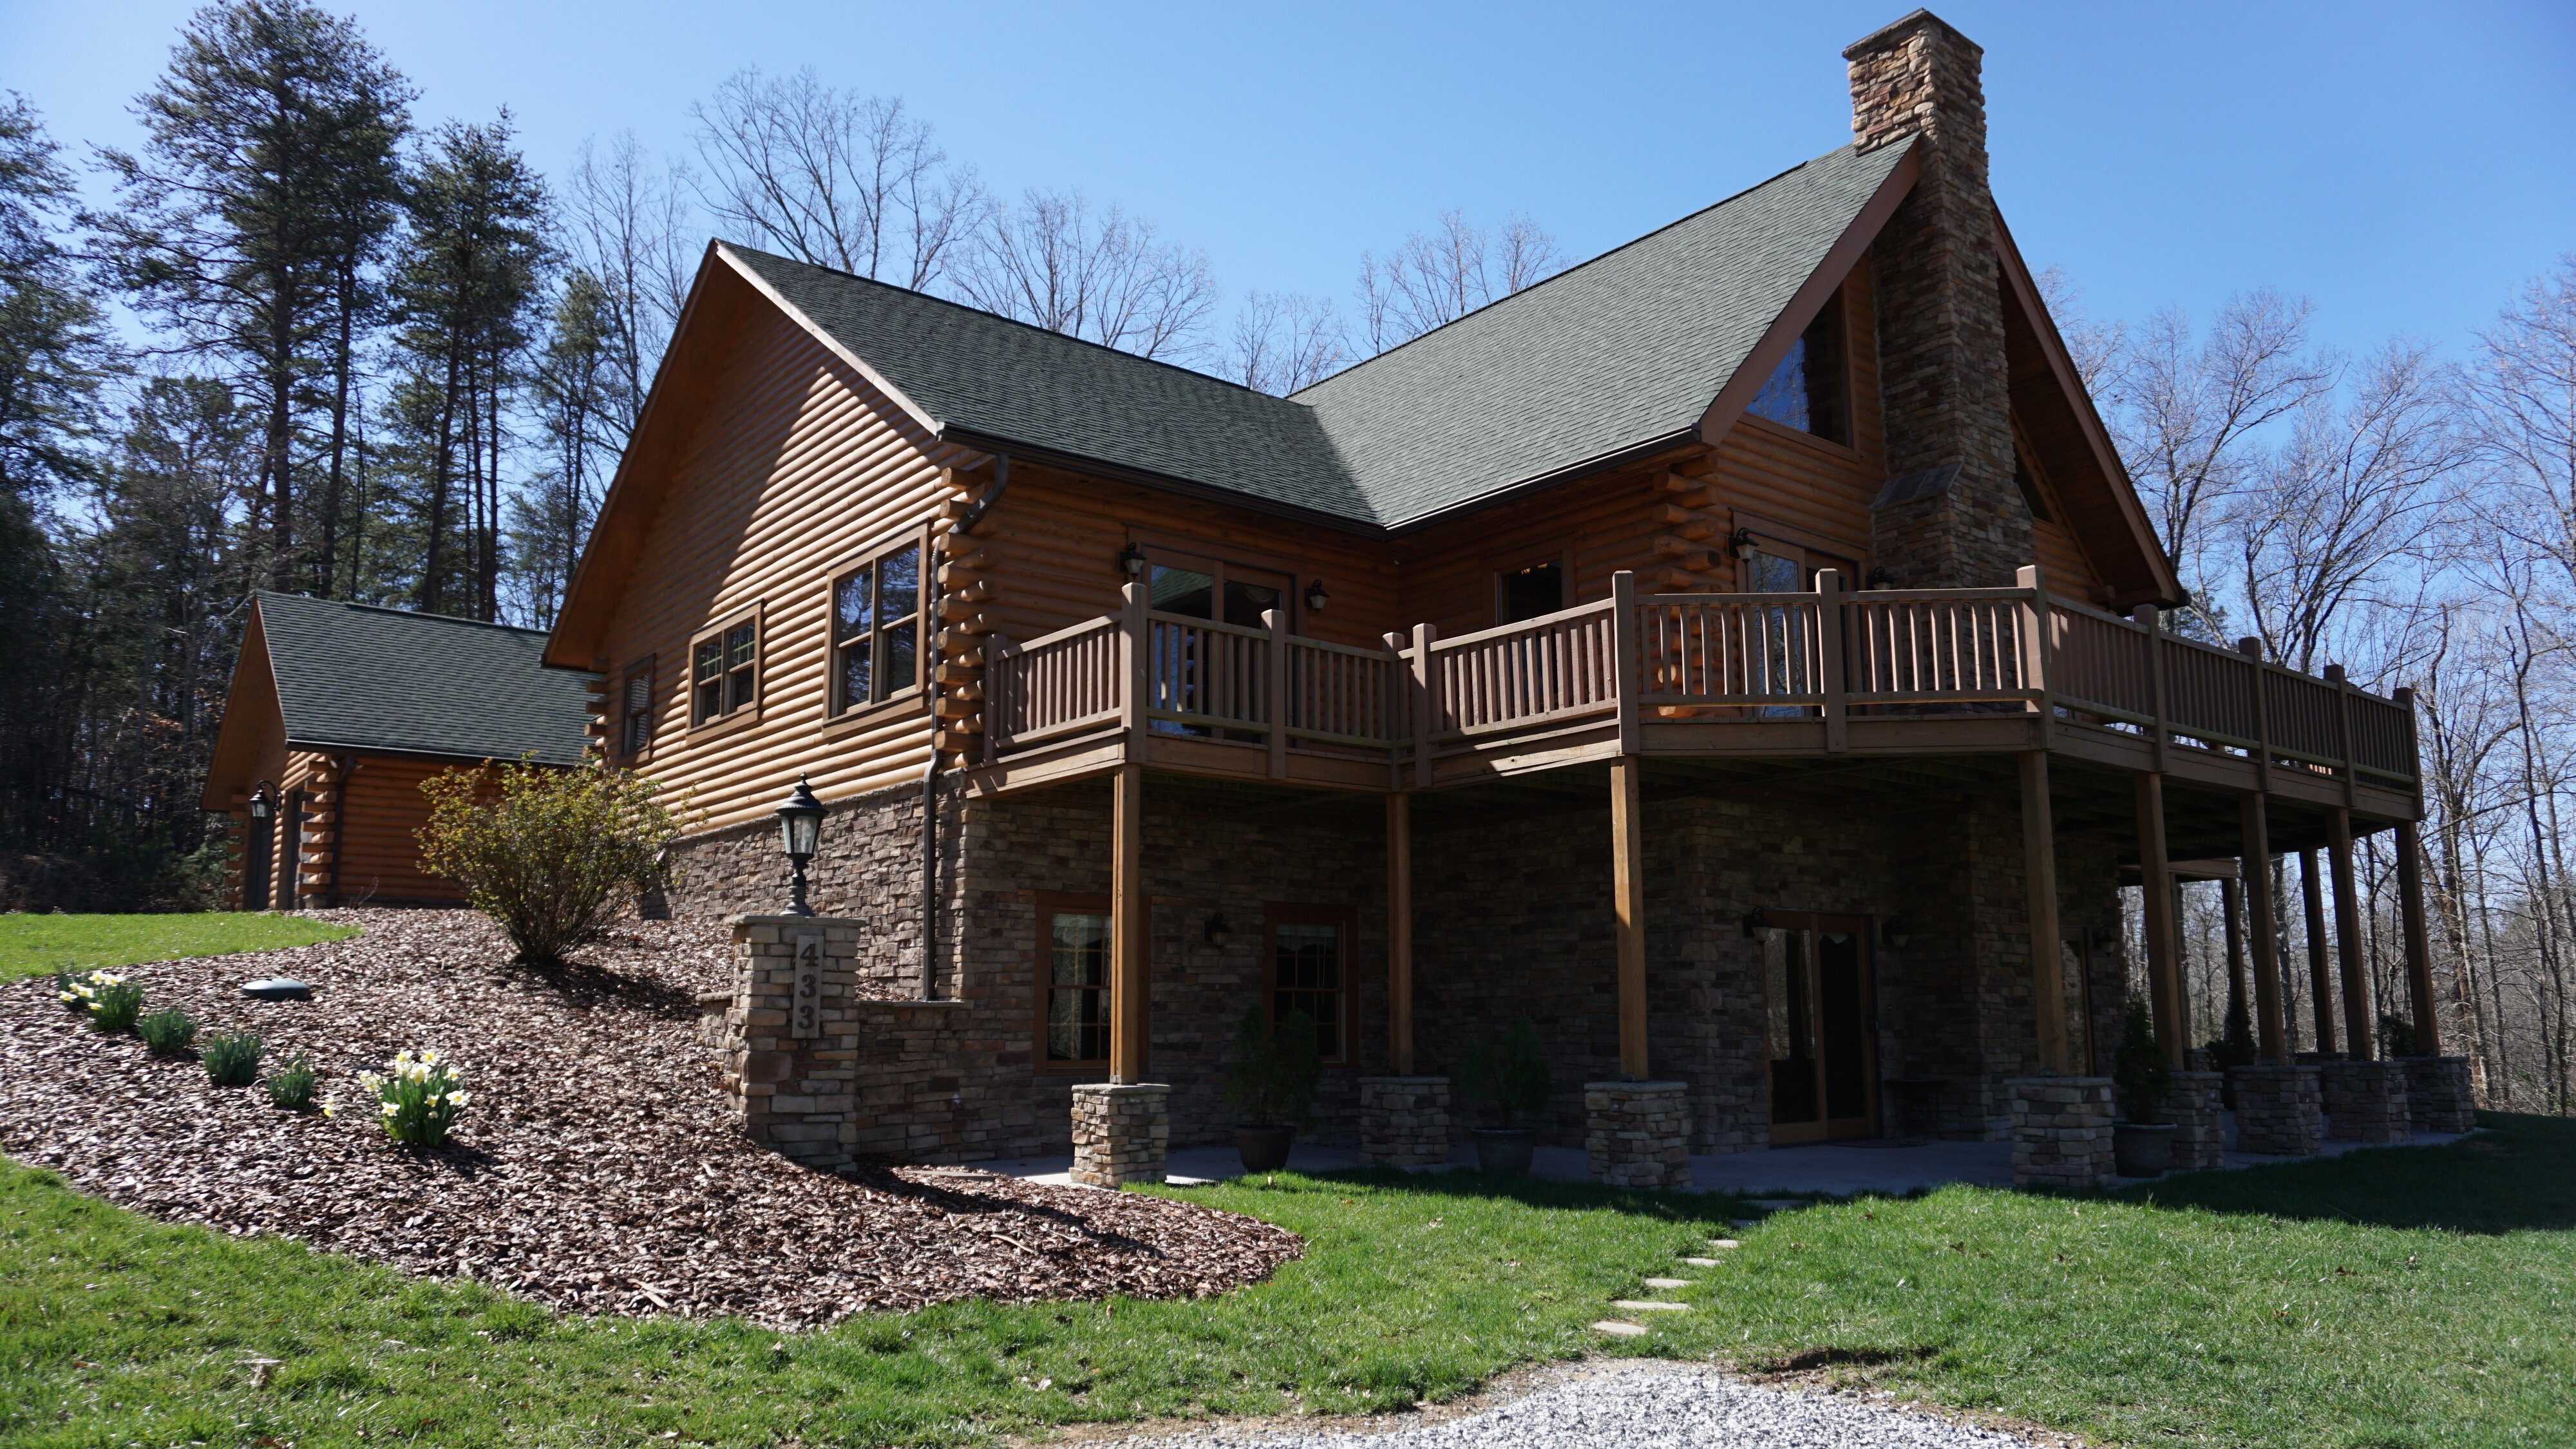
[2318, 1058, 2409, 1143]
[1069, 1082, 1170, 1188]
[1358, 1077, 1452, 1168]
[720, 914, 864, 1173]
[1584, 1081, 1691, 1189]
[2229, 1064, 2323, 1157]
[2165, 1070, 2227, 1172]
[2007, 1076, 2115, 1189]
[2403, 1056, 2477, 1134]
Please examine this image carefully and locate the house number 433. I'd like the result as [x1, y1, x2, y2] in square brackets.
[790, 934, 824, 1041]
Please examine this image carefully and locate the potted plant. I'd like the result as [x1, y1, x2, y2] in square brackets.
[2112, 998, 2176, 1177]
[1226, 1006, 1320, 1173]
[1461, 1018, 1553, 1175]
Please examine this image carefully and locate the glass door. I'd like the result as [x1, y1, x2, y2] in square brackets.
[1761, 911, 1879, 1144]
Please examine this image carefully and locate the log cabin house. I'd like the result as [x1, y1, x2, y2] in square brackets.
[203, 591, 597, 909]
[536, 10, 2460, 1186]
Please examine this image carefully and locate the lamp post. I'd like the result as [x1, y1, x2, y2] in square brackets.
[773, 774, 826, 917]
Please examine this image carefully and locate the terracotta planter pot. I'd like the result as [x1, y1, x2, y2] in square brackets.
[1236, 1126, 1293, 1174]
[1473, 1128, 1535, 1176]
[2114, 1121, 2176, 1177]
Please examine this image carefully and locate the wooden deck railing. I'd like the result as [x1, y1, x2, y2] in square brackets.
[980, 569, 2421, 791]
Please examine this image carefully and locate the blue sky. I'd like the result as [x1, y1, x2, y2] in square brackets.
[5, 0, 2571, 364]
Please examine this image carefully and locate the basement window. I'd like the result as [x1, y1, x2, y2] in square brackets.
[1747, 290, 1848, 445]
[1267, 907, 1352, 1065]
[1042, 899, 1112, 1066]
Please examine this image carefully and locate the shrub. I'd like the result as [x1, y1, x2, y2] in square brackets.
[264, 1050, 317, 1110]
[417, 759, 685, 969]
[2114, 998, 2171, 1123]
[1463, 1017, 1555, 1129]
[138, 1007, 198, 1057]
[203, 1030, 264, 1086]
[64, 972, 145, 1033]
[1224, 1007, 1321, 1129]
[359, 1050, 470, 1147]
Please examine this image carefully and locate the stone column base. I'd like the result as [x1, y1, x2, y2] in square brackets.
[1584, 1081, 1691, 1189]
[1358, 1077, 1452, 1168]
[2319, 1059, 2409, 1142]
[1070, 1083, 1171, 1188]
[2165, 1070, 2227, 1171]
[722, 914, 863, 1174]
[2007, 1076, 2115, 1189]
[2403, 1056, 2477, 1133]
[2229, 1064, 2323, 1157]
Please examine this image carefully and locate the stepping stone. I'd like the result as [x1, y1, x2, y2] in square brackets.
[1642, 1277, 1693, 1289]
[1707, 1238, 1742, 1250]
[242, 978, 312, 1001]
[1680, 1257, 1722, 1267]
[1592, 1320, 1648, 1338]
[1611, 1300, 1692, 1312]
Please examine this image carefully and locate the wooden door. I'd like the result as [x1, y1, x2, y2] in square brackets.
[1760, 911, 1879, 1144]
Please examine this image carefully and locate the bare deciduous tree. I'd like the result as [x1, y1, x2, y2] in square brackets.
[1357, 210, 1564, 354]
[954, 190, 1216, 361]
[560, 131, 692, 433]
[1229, 291, 1348, 395]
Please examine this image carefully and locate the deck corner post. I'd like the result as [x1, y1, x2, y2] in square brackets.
[1387, 792, 1414, 1075]
[1611, 570, 1642, 756]
[1121, 580, 1150, 761]
[2243, 638, 2274, 796]
[1263, 607, 1289, 780]
[2016, 565, 2054, 748]
[1816, 568, 1849, 753]
[2301, 849, 2338, 1056]
[2329, 663, 2359, 810]
[981, 636, 1011, 767]
[2133, 605, 2170, 773]
[1110, 762, 1148, 1084]
[2396, 817, 2441, 1057]
[1410, 622, 1435, 790]
[2134, 771, 2184, 1067]
[1611, 754, 1649, 1081]
[2327, 806, 2372, 1061]
[2239, 791, 2286, 1063]
[2020, 748, 2069, 1074]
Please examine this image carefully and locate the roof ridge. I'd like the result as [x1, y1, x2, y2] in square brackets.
[256, 590, 553, 638]
[1293, 140, 1891, 397]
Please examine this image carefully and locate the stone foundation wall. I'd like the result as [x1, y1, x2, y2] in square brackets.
[1585, 1080, 1692, 1188]
[2403, 1056, 2477, 1133]
[2318, 1058, 2408, 1144]
[2007, 1076, 2114, 1189]
[2230, 1064, 2323, 1157]
[1070, 1082, 1169, 1187]
[2165, 1070, 2226, 1171]
[1358, 1077, 1452, 1167]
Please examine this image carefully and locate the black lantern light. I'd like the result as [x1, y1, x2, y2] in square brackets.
[1728, 528, 1760, 563]
[1303, 580, 1330, 613]
[773, 773, 827, 917]
[1116, 542, 1148, 577]
[1739, 907, 1771, 938]
[1203, 911, 1234, 948]
[247, 784, 273, 822]
[1882, 917, 1913, 950]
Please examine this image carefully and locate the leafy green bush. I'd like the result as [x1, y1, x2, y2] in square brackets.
[417, 759, 685, 969]
[1463, 1018, 1555, 1128]
[202, 1030, 263, 1086]
[62, 971, 144, 1032]
[359, 1050, 469, 1147]
[1224, 1007, 1321, 1128]
[138, 1007, 198, 1056]
[264, 1050, 317, 1110]
[2114, 998, 2171, 1122]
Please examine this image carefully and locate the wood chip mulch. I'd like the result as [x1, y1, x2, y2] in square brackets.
[0, 909, 1302, 1327]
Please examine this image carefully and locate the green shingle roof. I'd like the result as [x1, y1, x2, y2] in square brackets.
[723, 137, 1913, 533]
[256, 592, 595, 765]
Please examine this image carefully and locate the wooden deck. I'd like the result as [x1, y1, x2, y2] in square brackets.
[966, 568, 2421, 824]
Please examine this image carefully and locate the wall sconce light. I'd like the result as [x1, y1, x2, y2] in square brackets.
[1303, 580, 1330, 612]
[247, 784, 272, 822]
[1203, 911, 1234, 948]
[1865, 567, 1893, 591]
[1883, 918, 1912, 950]
[1729, 528, 1759, 563]
[1116, 542, 1147, 576]
[1739, 907, 1771, 938]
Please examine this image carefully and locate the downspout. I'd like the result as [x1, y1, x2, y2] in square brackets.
[327, 752, 353, 907]
[918, 454, 1007, 1001]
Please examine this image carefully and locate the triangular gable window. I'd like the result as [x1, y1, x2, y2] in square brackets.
[1747, 291, 1849, 445]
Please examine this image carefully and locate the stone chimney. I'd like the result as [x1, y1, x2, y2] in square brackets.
[1846, 10, 2030, 588]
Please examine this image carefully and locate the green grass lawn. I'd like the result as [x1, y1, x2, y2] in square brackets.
[4, 1116, 2572, 1447]
[0, 912, 357, 983]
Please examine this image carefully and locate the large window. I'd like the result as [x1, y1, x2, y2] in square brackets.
[1267, 907, 1352, 1064]
[1746, 290, 1848, 445]
[690, 614, 759, 726]
[1039, 897, 1112, 1066]
[831, 537, 925, 715]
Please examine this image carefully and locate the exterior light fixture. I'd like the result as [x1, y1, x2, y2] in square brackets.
[1203, 911, 1234, 948]
[773, 773, 827, 917]
[1865, 567, 1894, 591]
[1303, 580, 1330, 613]
[1116, 542, 1148, 576]
[1883, 918, 1912, 950]
[1729, 528, 1759, 563]
[247, 785, 272, 822]
[1739, 907, 1771, 938]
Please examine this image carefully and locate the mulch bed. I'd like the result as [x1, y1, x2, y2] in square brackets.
[0, 909, 1300, 1327]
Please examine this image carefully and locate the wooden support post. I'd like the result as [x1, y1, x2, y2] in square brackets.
[1263, 607, 1289, 780]
[2221, 877, 2249, 1051]
[1387, 792, 1414, 1074]
[1410, 623, 1435, 790]
[1816, 568, 1848, 752]
[2135, 772, 2185, 1067]
[2016, 565, 2054, 748]
[2134, 605, 2170, 773]
[2240, 792, 2287, 1063]
[2020, 749, 2069, 1074]
[1110, 763, 1148, 1084]
[2396, 817, 2441, 1056]
[1121, 581, 1150, 762]
[2301, 849, 2337, 1055]
[2328, 806, 2372, 1061]
[2241, 638, 2273, 795]
[1611, 755, 1649, 1081]
[2329, 664, 2359, 811]
[1611, 571, 1642, 756]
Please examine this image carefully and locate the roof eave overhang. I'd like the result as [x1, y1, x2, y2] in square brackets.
[280, 737, 589, 768]
[1378, 428, 1708, 537]
[936, 425, 1390, 538]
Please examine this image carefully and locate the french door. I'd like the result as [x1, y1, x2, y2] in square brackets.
[1759, 911, 1879, 1144]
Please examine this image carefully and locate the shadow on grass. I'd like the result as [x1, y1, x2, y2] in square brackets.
[1213, 1162, 1752, 1223]
[2115, 1111, 2576, 1235]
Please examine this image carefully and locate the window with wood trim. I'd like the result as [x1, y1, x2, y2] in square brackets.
[619, 663, 654, 757]
[1747, 289, 1849, 444]
[1497, 558, 1567, 625]
[1266, 905, 1353, 1064]
[1039, 896, 1112, 1066]
[690, 615, 759, 726]
[830, 535, 926, 715]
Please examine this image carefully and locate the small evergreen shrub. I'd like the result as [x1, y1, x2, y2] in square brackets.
[359, 1050, 470, 1146]
[64, 972, 145, 1033]
[203, 1030, 264, 1086]
[264, 1051, 317, 1110]
[1224, 1007, 1321, 1129]
[2114, 998, 2172, 1123]
[1463, 1018, 1556, 1129]
[417, 759, 685, 969]
[138, 1007, 198, 1057]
